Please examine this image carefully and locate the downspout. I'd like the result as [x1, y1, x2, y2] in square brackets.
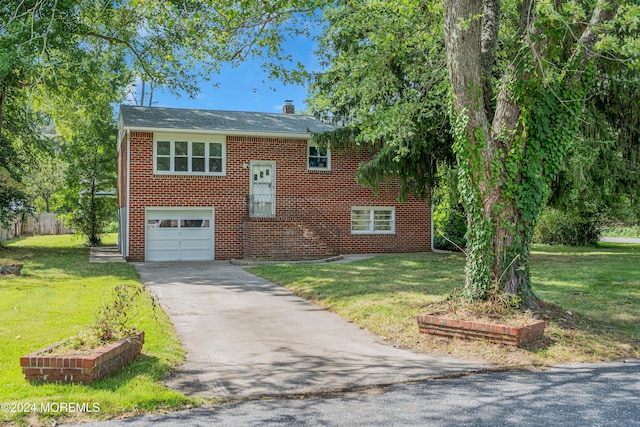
[430, 188, 435, 252]
[126, 129, 131, 258]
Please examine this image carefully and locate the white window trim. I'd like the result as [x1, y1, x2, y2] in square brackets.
[351, 207, 396, 235]
[307, 141, 331, 171]
[154, 133, 226, 176]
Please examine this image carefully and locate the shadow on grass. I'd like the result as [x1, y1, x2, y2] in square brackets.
[251, 252, 467, 302]
[0, 244, 137, 282]
[253, 247, 639, 361]
[87, 354, 166, 391]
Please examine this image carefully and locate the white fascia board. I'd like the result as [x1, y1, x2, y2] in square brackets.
[121, 126, 312, 140]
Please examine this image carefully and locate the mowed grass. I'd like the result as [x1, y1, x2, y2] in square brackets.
[250, 244, 640, 367]
[0, 235, 194, 426]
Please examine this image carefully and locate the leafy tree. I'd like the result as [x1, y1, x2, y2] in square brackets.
[308, 1, 640, 308]
[58, 107, 117, 246]
[442, 0, 638, 307]
[1, 0, 325, 243]
[433, 165, 467, 251]
[309, 1, 454, 201]
[551, 64, 640, 229]
[0, 87, 45, 242]
[0, 3, 324, 170]
[23, 152, 67, 214]
[0, 168, 26, 229]
[37, 45, 124, 245]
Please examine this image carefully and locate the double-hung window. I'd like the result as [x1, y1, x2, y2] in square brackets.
[351, 207, 395, 234]
[307, 142, 330, 171]
[155, 135, 225, 175]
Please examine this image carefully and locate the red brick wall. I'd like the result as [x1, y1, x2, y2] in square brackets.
[122, 131, 431, 261]
[243, 218, 331, 259]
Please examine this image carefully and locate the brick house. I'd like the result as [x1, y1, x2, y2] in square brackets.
[117, 103, 432, 262]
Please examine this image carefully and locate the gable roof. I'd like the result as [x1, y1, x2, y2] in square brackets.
[119, 104, 336, 137]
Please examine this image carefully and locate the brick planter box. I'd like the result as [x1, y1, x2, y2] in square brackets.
[20, 332, 144, 383]
[417, 314, 545, 347]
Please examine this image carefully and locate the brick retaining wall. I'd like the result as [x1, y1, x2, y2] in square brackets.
[20, 332, 144, 383]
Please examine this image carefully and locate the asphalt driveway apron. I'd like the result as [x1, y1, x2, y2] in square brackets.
[134, 261, 489, 399]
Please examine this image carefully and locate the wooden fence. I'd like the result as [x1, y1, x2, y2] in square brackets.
[0, 213, 73, 241]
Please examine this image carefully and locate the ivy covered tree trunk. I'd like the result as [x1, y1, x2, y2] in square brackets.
[443, 0, 618, 308]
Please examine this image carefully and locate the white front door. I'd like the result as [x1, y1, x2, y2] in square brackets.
[250, 162, 275, 217]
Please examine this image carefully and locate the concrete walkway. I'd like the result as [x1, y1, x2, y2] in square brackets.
[89, 245, 126, 263]
[600, 237, 640, 244]
[134, 261, 489, 399]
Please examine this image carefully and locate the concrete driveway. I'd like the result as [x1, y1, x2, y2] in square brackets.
[134, 261, 488, 399]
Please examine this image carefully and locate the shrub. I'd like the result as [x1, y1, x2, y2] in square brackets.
[434, 202, 466, 252]
[533, 207, 602, 246]
[56, 284, 146, 354]
[105, 221, 119, 234]
[600, 225, 640, 238]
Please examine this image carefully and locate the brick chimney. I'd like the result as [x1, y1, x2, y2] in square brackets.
[283, 100, 295, 115]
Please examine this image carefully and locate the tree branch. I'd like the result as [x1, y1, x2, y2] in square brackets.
[81, 31, 160, 82]
[481, 0, 500, 120]
[572, 0, 619, 75]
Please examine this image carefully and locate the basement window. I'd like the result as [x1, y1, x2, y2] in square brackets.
[351, 207, 395, 234]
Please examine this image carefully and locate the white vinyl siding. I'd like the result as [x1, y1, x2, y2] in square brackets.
[154, 134, 225, 175]
[351, 207, 395, 234]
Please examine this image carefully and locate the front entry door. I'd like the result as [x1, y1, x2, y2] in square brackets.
[250, 162, 275, 217]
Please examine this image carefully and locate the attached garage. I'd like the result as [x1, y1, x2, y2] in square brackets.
[146, 208, 214, 261]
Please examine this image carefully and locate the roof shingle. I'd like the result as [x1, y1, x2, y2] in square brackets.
[119, 105, 336, 135]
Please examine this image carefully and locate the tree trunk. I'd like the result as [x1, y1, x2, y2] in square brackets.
[443, 0, 531, 304]
[89, 177, 99, 246]
[443, 0, 618, 308]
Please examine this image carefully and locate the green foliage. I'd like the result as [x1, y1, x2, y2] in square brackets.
[1, 0, 325, 237]
[551, 65, 640, 224]
[433, 165, 467, 251]
[308, 0, 454, 201]
[534, 207, 602, 246]
[23, 152, 68, 213]
[450, 111, 495, 300]
[63, 193, 117, 247]
[308, 0, 640, 307]
[67, 284, 146, 351]
[434, 203, 467, 252]
[0, 235, 190, 423]
[602, 225, 640, 238]
[251, 246, 640, 365]
[439, 0, 636, 305]
[92, 284, 143, 341]
[53, 104, 118, 246]
[0, 167, 27, 229]
[105, 221, 119, 234]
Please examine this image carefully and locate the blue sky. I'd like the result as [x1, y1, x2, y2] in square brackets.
[134, 33, 319, 114]
[152, 61, 310, 114]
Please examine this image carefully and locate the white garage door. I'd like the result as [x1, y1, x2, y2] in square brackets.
[146, 209, 214, 261]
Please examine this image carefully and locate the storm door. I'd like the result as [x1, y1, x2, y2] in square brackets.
[249, 162, 275, 217]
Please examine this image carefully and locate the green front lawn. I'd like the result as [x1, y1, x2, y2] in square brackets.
[250, 243, 640, 366]
[0, 235, 194, 426]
